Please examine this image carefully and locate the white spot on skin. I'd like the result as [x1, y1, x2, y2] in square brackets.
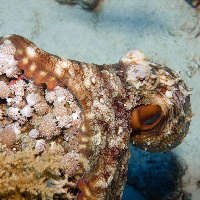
[68, 67, 75, 76]
[91, 77, 96, 84]
[40, 71, 47, 76]
[120, 49, 148, 66]
[79, 155, 89, 170]
[18, 49, 23, 55]
[4, 39, 12, 45]
[165, 90, 173, 98]
[22, 57, 28, 65]
[57, 60, 71, 69]
[84, 77, 91, 89]
[94, 178, 108, 188]
[109, 137, 123, 148]
[100, 98, 104, 103]
[55, 66, 62, 77]
[30, 63, 37, 72]
[81, 137, 88, 142]
[81, 125, 86, 132]
[92, 131, 102, 146]
[85, 111, 95, 120]
[117, 127, 123, 135]
[26, 47, 36, 58]
[49, 76, 57, 82]
[79, 144, 87, 149]
[106, 166, 116, 184]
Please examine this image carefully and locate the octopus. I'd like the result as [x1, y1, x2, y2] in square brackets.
[188, 0, 200, 7]
[55, 0, 101, 10]
[0, 35, 192, 200]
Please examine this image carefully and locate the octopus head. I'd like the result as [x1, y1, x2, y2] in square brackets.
[120, 49, 192, 153]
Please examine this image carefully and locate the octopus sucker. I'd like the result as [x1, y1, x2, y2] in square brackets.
[0, 35, 192, 200]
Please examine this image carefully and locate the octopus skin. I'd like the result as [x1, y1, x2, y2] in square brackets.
[0, 35, 192, 200]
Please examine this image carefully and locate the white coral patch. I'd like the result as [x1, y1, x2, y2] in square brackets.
[0, 44, 20, 78]
[7, 107, 20, 120]
[14, 123, 21, 135]
[72, 112, 79, 120]
[45, 90, 56, 103]
[26, 93, 40, 106]
[29, 129, 39, 139]
[10, 80, 26, 96]
[35, 139, 46, 152]
[55, 86, 70, 103]
[20, 105, 33, 117]
[0, 81, 10, 98]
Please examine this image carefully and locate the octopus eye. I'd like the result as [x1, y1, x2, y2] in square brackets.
[131, 105, 162, 131]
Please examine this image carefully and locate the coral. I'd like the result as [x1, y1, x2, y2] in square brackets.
[0, 35, 192, 200]
[0, 38, 83, 198]
[0, 81, 10, 98]
[0, 145, 76, 200]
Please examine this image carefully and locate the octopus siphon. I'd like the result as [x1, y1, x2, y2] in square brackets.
[0, 35, 192, 200]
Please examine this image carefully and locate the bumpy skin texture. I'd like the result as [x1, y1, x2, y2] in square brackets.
[0, 35, 192, 200]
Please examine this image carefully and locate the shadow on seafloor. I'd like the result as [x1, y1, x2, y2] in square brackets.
[122, 145, 185, 200]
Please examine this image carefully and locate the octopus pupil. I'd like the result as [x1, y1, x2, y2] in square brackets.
[143, 110, 162, 126]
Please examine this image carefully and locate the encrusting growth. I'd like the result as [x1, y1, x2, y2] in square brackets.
[0, 35, 192, 200]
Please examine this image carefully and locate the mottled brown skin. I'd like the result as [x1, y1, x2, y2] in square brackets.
[0, 35, 192, 200]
